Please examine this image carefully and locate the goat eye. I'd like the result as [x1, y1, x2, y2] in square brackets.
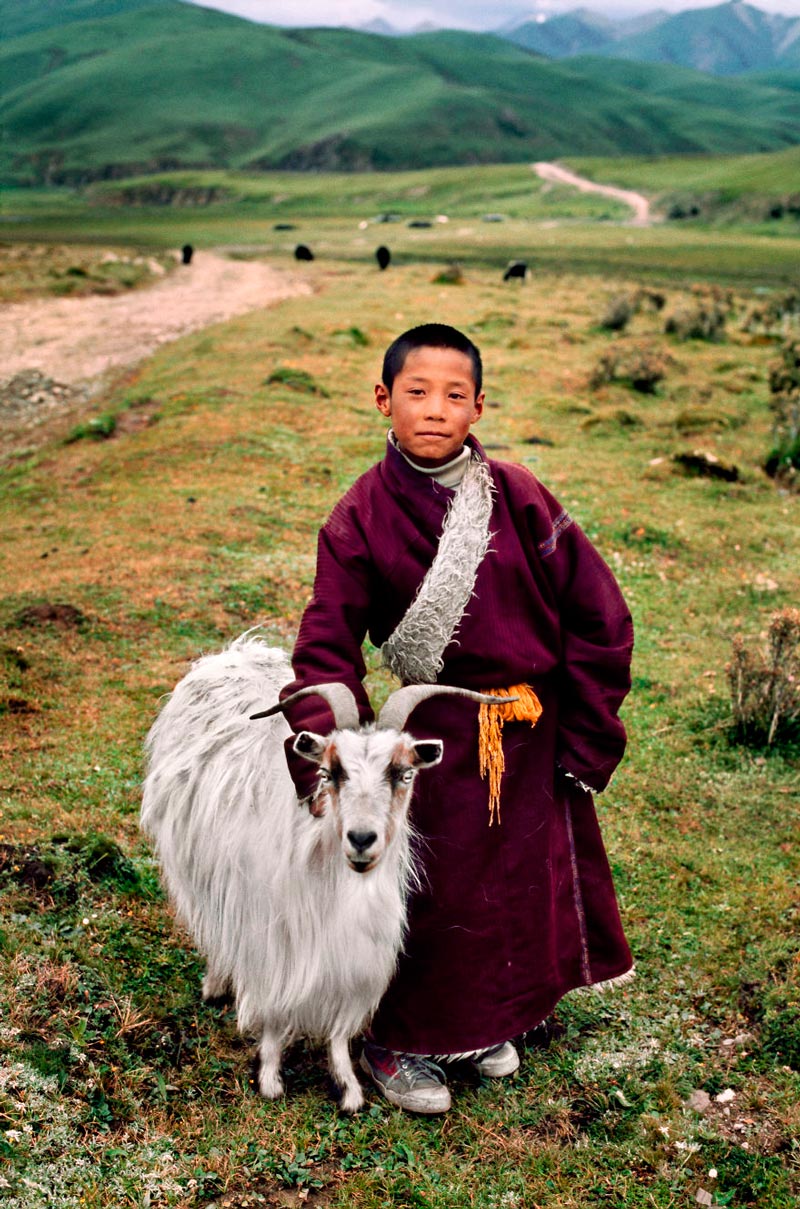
[318, 769, 331, 784]
[400, 769, 415, 784]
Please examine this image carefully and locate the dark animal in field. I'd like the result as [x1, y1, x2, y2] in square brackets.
[274, 223, 296, 231]
[503, 261, 528, 282]
[408, 220, 432, 229]
[375, 246, 391, 271]
[181, 244, 194, 265]
[294, 245, 314, 262]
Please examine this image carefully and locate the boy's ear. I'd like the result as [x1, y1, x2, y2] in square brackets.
[375, 382, 391, 417]
[472, 392, 485, 422]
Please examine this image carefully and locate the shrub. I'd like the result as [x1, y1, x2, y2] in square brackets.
[674, 407, 736, 434]
[431, 263, 464, 285]
[581, 408, 642, 431]
[638, 288, 666, 312]
[727, 608, 800, 745]
[589, 343, 671, 394]
[598, 293, 637, 332]
[741, 289, 800, 337]
[764, 339, 800, 488]
[768, 338, 800, 396]
[664, 302, 726, 342]
[265, 366, 329, 396]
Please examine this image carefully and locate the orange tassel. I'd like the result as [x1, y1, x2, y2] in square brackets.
[478, 685, 543, 825]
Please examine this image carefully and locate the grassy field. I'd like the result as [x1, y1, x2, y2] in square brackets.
[570, 146, 800, 225]
[1, 201, 799, 1208]
[3, 160, 800, 289]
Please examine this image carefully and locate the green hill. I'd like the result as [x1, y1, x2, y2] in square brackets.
[571, 53, 800, 128]
[3, 0, 800, 186]
[0, 0, 163, 38]
[569, 144, 800, 222]
[571, 144, 800, 193]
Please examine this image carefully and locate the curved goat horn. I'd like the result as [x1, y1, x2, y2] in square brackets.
[376, 685, 518, 733]
[250, 682, 360, 731]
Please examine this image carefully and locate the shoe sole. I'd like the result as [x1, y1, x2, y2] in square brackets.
[473, 1050, 521, 1078]
[358, 1054, 452, 1114]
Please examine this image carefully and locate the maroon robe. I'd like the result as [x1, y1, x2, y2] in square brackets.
[281, 435, 634, 1055]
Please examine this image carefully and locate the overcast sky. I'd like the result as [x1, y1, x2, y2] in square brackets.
[187, 0, 800, 32]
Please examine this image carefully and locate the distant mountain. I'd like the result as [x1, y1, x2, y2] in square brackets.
[595, 1, 800, 75]
[506, 10, 616, 58]
[2, 0, 800, 185]
[503, 2, 800, 77]
[359, 18, 400, 37]
[504, 8, 668, 59]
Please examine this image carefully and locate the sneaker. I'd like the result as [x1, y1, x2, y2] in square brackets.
[359, 1043, 452, 1114]
[471, 1041, 520, 1078]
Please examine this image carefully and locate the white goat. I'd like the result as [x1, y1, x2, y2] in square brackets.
[141, 635, 503, 1111]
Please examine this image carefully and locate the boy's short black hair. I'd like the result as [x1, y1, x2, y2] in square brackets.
[382, 323, 483, 396]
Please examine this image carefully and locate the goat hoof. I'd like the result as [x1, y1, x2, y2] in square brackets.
[258, 1072, 285, 1100]
[338, 1088, 365, 1114]
[202, 972, 233, 1004]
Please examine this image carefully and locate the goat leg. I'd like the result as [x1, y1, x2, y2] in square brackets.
[201, 962, 232, 1004]
[257, 1023, 288, 1099]
[328, 1034, 364, 1113]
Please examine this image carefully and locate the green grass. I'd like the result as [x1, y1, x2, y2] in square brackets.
[570, 145, 800, 225]
[3, 161, 800, 290]
[1, 224, 799, 1206]
[0, 242, 174, 302]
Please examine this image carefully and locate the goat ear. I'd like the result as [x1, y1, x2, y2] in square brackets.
[293, 731, 327, 764]
[409, 739, 444, 769]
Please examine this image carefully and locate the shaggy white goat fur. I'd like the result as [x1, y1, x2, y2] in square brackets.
[140, 635, 443, 1112]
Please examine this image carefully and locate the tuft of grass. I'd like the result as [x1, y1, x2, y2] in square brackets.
[265, 366, 330, 396]
[65, 414, 117, 443]
[332, 326, 370, 347]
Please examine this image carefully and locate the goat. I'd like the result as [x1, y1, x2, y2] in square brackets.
[294, 244, 314, 261]
[141, 635, 507, 1112]
[375, 245, 391, 270]
[503, 260, 528, 282]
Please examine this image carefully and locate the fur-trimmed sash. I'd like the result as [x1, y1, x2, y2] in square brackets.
[381, 451, 543, 825]
[381, 453, 495, 685]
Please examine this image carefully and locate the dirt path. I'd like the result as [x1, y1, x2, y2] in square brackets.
[0, 251, 312, 391]
[533, 161, 651, 225]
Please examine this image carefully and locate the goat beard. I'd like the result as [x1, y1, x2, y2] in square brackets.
[381, 454, 495, 686]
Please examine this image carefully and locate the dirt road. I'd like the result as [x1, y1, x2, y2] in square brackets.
[0, 251, 312, 390]
[533, 161, 651, 225]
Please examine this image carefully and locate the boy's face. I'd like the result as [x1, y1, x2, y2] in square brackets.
[375, 346, 484, 467]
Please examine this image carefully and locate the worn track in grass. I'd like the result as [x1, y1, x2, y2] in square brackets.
[0, 251, 312, 391]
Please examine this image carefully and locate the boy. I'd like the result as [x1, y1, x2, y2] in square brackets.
[281, 323, 634, 1114]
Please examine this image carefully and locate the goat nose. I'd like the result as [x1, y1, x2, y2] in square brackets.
[346, 829, 378, 854]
